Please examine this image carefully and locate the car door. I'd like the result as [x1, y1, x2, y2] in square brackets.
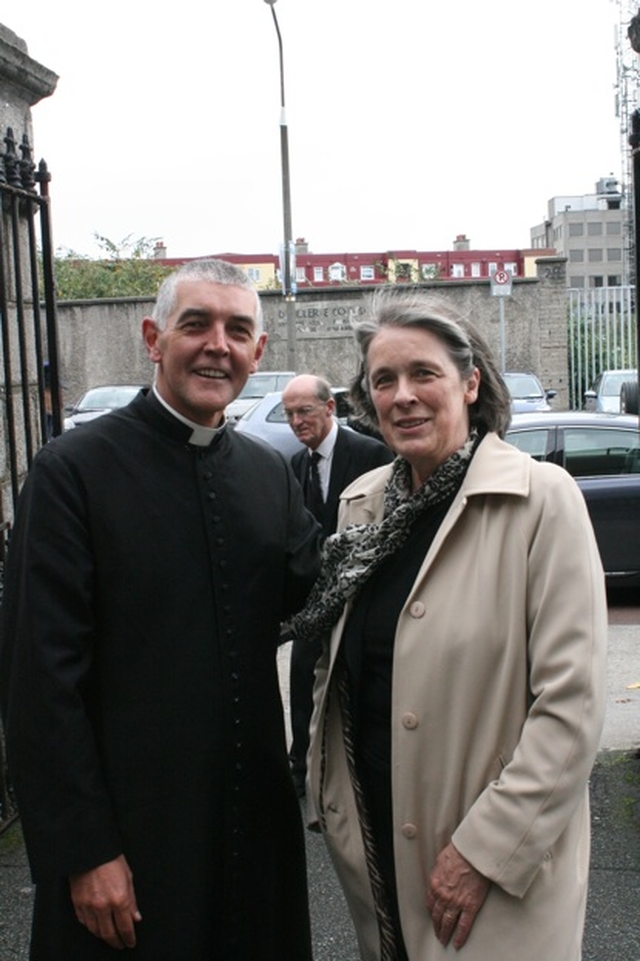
[560, 425, 640, 579]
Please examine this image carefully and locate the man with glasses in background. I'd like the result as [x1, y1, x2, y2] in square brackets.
[282, 374, 393, 798]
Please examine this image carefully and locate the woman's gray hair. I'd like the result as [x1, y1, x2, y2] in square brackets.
[152, 258, 263, 336]
[349, 287, 512, 438]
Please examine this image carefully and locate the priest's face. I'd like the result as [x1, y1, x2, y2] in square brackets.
[143, 280, 267, 427]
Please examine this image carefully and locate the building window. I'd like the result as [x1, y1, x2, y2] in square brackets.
[569, 276, 585, 288]
[471, 262, 481, 277]
[569, 249, 584, 263]
[606, 248, 622, 262]
[587, 222, 603, 236]
[247, 267, 261, 282]
[295, 266, 306, 283]
[313, 266, 324, 282]
[606, 221, 621, 235]
[569, 223, 584, 237]
[329, 262, 346, 282]
[360, 265, 375, 281]
[421, 263, 440, 280]
[607, 275, 621, 286]
[588, 248, 603, 263]
[589, 276, 604, 287]
[504, 262, 518, 276]
[450, 263, 465, 278]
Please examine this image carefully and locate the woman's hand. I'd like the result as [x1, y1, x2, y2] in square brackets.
[426, 842, 490, 950]
[69, 854, 142, 950]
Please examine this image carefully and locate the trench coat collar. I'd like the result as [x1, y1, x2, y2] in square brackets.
[338, 432, 532, 524]
[326, 433, 534, 680]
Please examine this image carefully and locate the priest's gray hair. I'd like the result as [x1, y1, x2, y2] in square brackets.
[349, 287, 512, 438]
[152, 258, 263, 336]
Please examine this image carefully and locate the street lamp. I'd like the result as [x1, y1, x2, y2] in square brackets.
[263, 0, 297, 371]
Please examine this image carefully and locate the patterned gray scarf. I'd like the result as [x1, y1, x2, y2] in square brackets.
[290, 429, 480, 643]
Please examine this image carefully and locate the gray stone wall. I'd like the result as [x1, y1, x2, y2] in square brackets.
[56, 299, 157, 402]
[55, 257, 570, 410]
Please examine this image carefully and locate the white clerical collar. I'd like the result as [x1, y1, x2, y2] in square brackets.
[153, 386, 226, 446]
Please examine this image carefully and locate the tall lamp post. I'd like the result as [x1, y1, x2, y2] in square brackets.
[263, 0, 297, 371]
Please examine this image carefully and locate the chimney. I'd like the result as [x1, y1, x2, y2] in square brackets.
[153, 240, 167, 259]
[453, 234, 470, 251]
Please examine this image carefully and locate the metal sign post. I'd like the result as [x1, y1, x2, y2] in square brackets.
[490, 269, 513, 372]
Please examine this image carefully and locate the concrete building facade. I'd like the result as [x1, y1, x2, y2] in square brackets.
[530, 177, 627, 288]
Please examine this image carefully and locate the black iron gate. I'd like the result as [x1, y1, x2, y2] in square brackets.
[0, 125, 60, 828]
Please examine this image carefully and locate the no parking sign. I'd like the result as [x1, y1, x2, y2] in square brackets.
[490, 269, 512, 372]
[491, 269, 512, 296]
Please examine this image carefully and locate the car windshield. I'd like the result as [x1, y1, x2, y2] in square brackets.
[504, 374, 544, 399]
[237, 375, 284, 400]
[77, 386, 140, 410]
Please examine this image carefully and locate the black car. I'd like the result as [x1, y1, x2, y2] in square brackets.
[506, 412, 640, 585]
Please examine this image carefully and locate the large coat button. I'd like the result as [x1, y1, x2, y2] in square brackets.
[401, 823, 418, 839]
[409, 601, 425, 618]
[402, 712, 419, 729]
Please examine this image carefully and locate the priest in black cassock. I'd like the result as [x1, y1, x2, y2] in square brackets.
[0, 259, 321, 960]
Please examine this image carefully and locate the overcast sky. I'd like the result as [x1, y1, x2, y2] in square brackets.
[5, 0, 627, 259]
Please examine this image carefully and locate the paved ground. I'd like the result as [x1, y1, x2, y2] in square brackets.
[1, 623, 638, 960]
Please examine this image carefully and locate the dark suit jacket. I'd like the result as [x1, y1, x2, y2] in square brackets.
[291, 425, 394, 538]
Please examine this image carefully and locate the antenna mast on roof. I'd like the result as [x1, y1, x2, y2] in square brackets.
[615, 0, 640, 284]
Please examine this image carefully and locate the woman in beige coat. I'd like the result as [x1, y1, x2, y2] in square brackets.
[292, 289, 607, 961]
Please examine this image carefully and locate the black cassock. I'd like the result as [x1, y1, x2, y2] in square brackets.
[0, 391, 320, 960]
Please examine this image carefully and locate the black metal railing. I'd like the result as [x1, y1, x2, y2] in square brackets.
[1, 126, 59, 830]
[1, 125, 61, 517]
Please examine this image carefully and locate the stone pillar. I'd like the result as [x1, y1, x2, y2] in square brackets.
[0, 25, 58, 149]
[535, 256, 569, 409]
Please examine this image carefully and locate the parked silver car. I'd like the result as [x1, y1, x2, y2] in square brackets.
[233, 388, 353, 458]
[584, 368, 637, 413]
[63, 384, 148, 430]
[225, 371, 296, 423]
[503, 372, 557, 413]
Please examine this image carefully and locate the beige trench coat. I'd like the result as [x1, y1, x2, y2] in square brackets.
[308, 433, 607, 961]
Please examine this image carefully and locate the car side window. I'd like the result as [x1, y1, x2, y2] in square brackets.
[504, 428, 550, 461]
[563, 428, 640, 476]
[266, 400, 289, 424]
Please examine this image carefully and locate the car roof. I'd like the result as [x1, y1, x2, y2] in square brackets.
[508, 411, 639, 430]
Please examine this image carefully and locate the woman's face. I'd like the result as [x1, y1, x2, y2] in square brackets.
[367, 325, 479, 488]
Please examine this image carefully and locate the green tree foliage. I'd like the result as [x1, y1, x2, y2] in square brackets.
[53, 234, 173, 300]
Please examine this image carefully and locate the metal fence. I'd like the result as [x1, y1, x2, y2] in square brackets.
[568, 286, 638, 409]
[1, 126, 61, 513]
[0, 126, 60, 829]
